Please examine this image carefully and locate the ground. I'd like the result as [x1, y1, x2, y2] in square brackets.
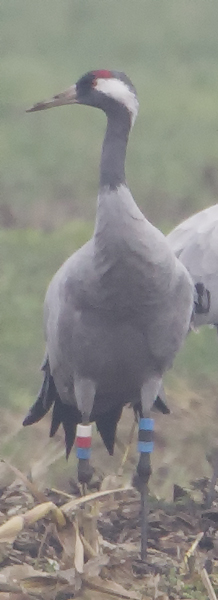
[0, 468, 218, 600]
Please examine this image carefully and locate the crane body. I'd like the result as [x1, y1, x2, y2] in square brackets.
[24, 70, 194, 559]
[168, 204, 218, 507]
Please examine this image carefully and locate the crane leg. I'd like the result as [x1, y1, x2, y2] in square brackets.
[135, 417, 154, 561]
[76, 423, 94, 490]
[74, 378, 96, 490]
[206, 448, 218, 508]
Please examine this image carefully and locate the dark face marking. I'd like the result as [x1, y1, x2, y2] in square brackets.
[75, 70, 114, 108]
[76, 72, 96, 96]
[76, 71, 113, 98]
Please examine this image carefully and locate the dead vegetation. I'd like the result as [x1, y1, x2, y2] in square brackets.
[1, 462, 218, 599]
[1, 391, 218, 599]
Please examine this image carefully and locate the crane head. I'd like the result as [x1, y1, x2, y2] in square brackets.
[26, 70, 139, 126]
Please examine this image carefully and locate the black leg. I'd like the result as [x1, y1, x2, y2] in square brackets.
[141, 481, 148, 561]
[78, 458, 94, 486]
[137, 451, 152, 560]
[206, 448, 218, 508]
[136, 417, 154, 561]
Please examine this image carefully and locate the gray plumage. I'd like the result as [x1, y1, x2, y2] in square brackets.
[167, 204, 218, 507]
[167, 204, 218, 327]
[45, 184, 193, 411]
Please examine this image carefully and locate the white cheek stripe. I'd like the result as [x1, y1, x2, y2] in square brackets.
[95, 78, 139, 125]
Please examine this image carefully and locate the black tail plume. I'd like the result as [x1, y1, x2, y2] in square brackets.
[23, 357, 57, 426]
[96, 405, 123, 455]
[49, 397, 80, 459]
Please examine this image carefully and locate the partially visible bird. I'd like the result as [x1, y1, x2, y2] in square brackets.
[23, 70, 194, 560]
[167, 204, 218, 505]
[167, 205, 218, 327]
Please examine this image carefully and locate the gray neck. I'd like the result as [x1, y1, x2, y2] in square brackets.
[100, 106, 131, 189]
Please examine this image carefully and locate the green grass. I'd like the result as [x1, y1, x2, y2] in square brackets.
[2, 0, 218, 227]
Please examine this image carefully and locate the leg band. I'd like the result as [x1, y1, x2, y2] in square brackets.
[76, 424, 92, 459]
[137, 418, 154, 453]
[139, 418, 154, 431]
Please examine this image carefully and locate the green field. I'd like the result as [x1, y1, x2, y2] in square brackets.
[1, 0, 218, 489]
[2, 0, 218, 226]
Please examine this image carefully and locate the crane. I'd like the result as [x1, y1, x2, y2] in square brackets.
[167, 203, 218, 506]
[23, 70, 194, 560]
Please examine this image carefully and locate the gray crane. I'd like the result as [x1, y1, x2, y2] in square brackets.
[23, 70, 194, 560]
[167, 203, 218, 506]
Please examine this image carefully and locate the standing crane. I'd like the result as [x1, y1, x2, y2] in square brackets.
[167, 203, 218, 506]
[23, 70, 193, 560]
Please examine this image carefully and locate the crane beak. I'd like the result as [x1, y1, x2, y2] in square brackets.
[26, 84, 78, 112]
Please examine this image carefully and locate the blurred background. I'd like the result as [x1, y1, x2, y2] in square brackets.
[1, 0, 218, 497]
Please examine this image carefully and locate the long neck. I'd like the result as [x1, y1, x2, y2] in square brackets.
[100, 105, 131, 189]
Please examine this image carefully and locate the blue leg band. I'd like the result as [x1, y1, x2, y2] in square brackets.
[138, 417, 154, 453]
[138, 441, 154, 453]
[76, 447, 91, 460]
[139, 418, 154, 431]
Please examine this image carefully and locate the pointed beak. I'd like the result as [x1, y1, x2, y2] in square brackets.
[26, 84, 77, 112]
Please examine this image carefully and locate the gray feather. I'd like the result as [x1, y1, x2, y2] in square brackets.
[168, 204, 218, 326]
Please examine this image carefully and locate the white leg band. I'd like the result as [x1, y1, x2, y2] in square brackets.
[76, 424, 92, 437]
